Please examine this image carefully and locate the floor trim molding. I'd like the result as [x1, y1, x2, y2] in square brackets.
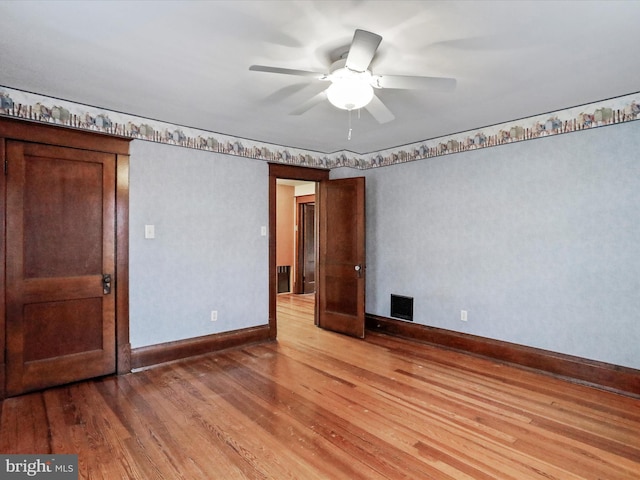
[131, 325, 272, 370]
[366, 314, 640, 398]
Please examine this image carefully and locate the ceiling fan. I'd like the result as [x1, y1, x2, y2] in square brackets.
[249, 29, 456, 124]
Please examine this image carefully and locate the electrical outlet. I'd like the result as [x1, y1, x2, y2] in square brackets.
[210, 310, 218, 322]
[461, 310, 468, 322]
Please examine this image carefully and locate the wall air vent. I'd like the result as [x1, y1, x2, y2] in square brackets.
[390, 294, 413, 321]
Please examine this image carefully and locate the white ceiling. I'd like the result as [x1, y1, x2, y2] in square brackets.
[1, 0, 639, 154]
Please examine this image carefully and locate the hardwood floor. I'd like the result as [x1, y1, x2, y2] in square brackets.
[2, 293, 639, 479]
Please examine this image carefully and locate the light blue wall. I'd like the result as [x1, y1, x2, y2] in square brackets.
[129, 140, 269, 348]
[332, 121, 640, 369]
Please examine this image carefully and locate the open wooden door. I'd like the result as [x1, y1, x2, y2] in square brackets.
[317, 177, 365, 338]
[5, 141, 117, 396]
[298, 201, 316, 294]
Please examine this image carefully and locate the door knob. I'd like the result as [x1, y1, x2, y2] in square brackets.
[102, 274, 112, 295]
[354, 264, 362, 278]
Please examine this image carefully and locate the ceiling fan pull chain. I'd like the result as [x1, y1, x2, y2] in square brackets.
[348, 109, 352, 140]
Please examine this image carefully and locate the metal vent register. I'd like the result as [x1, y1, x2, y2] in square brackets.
[390, 294, 414, 321]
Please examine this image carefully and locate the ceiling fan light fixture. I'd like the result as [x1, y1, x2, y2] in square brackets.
[326, 69, 374, 111]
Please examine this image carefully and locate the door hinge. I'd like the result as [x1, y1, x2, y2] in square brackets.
[3, 159, 7, 175]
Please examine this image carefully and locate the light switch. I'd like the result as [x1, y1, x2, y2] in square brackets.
[145, 224, 155, 239]
[261, 226, 267, 236]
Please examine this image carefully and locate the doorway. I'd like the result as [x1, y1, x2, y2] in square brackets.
[268, 164, 329, 339]
[268, 164, 366, 341]
[275, 178, 316, 295]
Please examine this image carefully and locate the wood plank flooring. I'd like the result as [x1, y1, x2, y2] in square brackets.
[2, 293, 639, 479]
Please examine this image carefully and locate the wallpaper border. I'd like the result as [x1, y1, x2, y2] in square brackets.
[1, 86, 638, 170]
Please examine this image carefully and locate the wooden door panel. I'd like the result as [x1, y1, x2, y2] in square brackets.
[325, 188, 358, 261]
[24, 298, 104, 361]
[6, 141, 116, 396]
[318, 177, 365, 338]
[325, 275, 358, 316]
[23, 153, 105, 278]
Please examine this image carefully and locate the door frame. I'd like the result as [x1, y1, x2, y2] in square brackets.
[268, 163, 329, 339]
[0, 117, 131, 399]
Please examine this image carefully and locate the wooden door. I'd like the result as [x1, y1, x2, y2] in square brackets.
[5, 141, 117, 396]
[299, 202, 316, 294]
[317, 177, 366, 338]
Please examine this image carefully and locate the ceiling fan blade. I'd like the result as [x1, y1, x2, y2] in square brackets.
[290, 90, 328, 115]
[365, 94, 395, 124]
[249, 65, 327, 79]
[375, 74, 457, 91]
[345, 29, 382, 72]
[262, 82, 312, 104]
